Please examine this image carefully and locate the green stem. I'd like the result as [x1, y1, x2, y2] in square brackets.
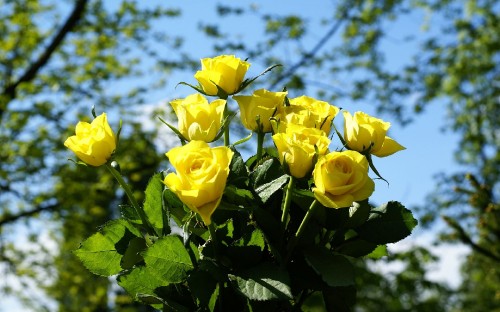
[105, 163, 149, 229]
[224, 125, 230, 146]
[285, 200, 319, 262]
[281, 176, 295, 225]
[223, 101, 230, 146]
[256, 130, 265, 162]
[208, 222, 219, 258]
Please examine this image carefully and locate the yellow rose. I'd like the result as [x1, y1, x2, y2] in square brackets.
[170, 93, 226, 142]
[313, 150, 375, 208]
[64, 113, 116, 167]
[272, 123, 331, 178]
[233, 89, 287, 132]
[194, 55, 250, 96]
[343, 111, 405, 157]
[278, 96, 339, 134]
[164, 141, 234, 225]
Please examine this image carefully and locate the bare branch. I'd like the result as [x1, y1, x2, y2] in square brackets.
[268, 9, 350, 90]
[0, 0, 89, 119]
[0, 202, 59, 228]
[443, 215, 500, 262]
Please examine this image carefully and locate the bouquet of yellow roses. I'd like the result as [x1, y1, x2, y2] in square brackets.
[65, 55, 414, 311]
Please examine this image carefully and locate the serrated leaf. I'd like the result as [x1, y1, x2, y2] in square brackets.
[345, 200, 371, 228]
[250, 158, 284, 189]
[118, 266, 167, 299]
[304, 247, 355, 287]
[74, 219, 141, 276]
[223, 184, 254, 206]
[143, 173, 165, 236]
[255, 174, 289, 203]
[227, 148, 249, 188]
[229, 264, 292, 301]
[143, 235, 194, 283]
[356, 201, 418, 244]
[120, 204, 141, 224]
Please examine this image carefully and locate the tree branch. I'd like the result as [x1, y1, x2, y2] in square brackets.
[443, 215, 500, 262]
[268, 9, 350, 90]
[0, 0, 89, 120]
[0, 202, 59, 228]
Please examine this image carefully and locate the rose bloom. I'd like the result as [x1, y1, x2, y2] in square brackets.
[313, 150, 375, 208]
[277, 95, 339, 135]
[272, 123, 330, 179]
[343, 111, 405, 157]
[170, 93, 226, 142]
[233, 89, 287, 133]
[64, 113, 116, 167]
[194, 55, 250, 96]
[164, 141, 234, 225]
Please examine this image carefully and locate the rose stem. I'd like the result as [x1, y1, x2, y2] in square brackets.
[285, 199, 319, 262]
[105, 163, 151, 233]
[208, 222, 219, 259]
[256, 130, 265, 162]
[281, 176, 295, 225]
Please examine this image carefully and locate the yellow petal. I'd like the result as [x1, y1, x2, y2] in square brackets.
[373, 136, 406, 157]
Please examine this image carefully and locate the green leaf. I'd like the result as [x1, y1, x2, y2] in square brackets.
[117, 266, 167, 300]
[301, 291, 326, 312]
[223, 184, 254, 207]
[120, 204, 142, 224]
[143, 235, 194, 283]
[143, 173, 165, 236]
[304, 247, 355, 287]
[187, 270, 218, 307]
[335, 238, 378, 258]
[366, 244, 387, 259]
[250, 157, 284, 189]
[356, 201, 418, 244]
[208, 284, 219, 312]
[229, 263, 292, 301]
[164, 188, 187, 226]
[322, 286, 356, 312]
[255, 174, 289, 203]
[121, 237, 147, 269]
[74, 219, 141, 276]
[228, 228, 266, 269]
[227, 148, 249, 188]
[345, 200, 371, 228]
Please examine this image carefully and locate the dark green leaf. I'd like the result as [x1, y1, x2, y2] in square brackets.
[304, 247, 355, 287]
[229, 263, 292, 301]
[322, 286, 356, 312]
[250, 157, 284, 189]
[356, 201, 418, 244]
[255, 174, 289, 203]
[335, 238, 378, 258]
[227, 148, 249, 188]
[121, 237, 147, 269]
[187, 270, 218, 307]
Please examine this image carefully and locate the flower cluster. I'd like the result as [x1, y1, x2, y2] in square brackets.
[65, 55, 412, 311]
